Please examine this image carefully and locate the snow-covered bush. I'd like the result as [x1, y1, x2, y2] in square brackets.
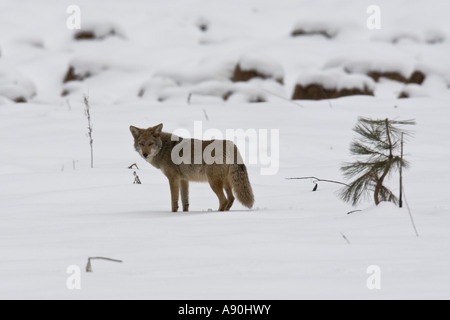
[368, 70, 426, 85]
[292, 69, 375, 100]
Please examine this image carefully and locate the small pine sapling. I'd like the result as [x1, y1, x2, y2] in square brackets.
[339, 117, 415, 206]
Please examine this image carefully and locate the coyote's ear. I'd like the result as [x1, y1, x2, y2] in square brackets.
[130, 126, 141, 139]
[153, 123, 163, 136]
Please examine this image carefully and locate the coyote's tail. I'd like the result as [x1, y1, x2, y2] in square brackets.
[230, 164, 255, 209]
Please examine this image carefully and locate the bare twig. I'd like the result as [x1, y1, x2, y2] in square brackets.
[347, 210, 362, 215]
[259, 87, 305, 108]
[133, 171, 142, 184]
[402, 186, 419, 237]
[128, 163, 139, 170]
[66, 99, 72, 111]
[287, 176, 349, 191]
[399, 132, 404, 208]
[318, 86, 334, 109]
[203, 108, 209, 121]
[340, 232, 351, 245]
[83, 94, 94, 169]
[86, 257, 123, 273]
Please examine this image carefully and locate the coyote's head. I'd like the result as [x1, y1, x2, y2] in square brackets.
[129, 123, 163, 161]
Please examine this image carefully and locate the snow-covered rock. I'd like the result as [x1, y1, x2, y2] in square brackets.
[0, 66, 36, 103]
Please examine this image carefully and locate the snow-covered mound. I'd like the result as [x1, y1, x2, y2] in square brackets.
[325, 58, 427, 84]
[232, 55, 285, 85]
[73, 21, 126, 41]
[291, 19, 343, 39]
[292, 69, 375, 100]
[371, 28, 447, 45]
[398, 84, 430, 99]
[0, 66, 36, 103]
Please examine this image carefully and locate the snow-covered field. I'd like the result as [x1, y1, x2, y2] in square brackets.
[1, 0, 450, 300]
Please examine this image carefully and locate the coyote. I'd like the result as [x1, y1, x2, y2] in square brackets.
[130, 123, 255, 212]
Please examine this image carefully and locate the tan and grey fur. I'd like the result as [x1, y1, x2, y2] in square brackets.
[130, 123, 254, 212]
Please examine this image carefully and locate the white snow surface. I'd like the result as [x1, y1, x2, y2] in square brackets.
[1, 0, 450, 300]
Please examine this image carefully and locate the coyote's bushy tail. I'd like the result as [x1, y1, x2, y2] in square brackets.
[230, 164, 255, 208]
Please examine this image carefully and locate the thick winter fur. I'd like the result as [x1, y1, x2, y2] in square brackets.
[130, 123, 255, 212]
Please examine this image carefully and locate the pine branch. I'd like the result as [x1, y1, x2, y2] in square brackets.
[374, 157, 393, 205]
[350, 141, 388, 158]
[378, 185, 399, 205]
[355, 117, 415, 147]
[341, 158, 393, 180]
[339, 171, 377, 206]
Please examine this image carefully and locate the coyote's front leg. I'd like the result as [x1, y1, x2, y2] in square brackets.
[180, 180, 190, 212]
[168, 177, 180, 212]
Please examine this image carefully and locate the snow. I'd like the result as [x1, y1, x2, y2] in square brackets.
[1, 0, 450, 300]
[399, 84, 429, 98]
